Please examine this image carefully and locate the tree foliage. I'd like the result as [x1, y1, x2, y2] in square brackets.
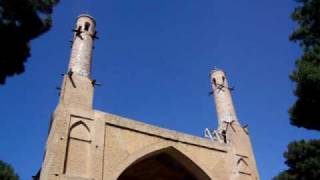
[274, 140, 320, 180]
[0, 160, 19, 180]
[274, 1, 320, 179]
[289, 0, 320, 130]
[0, 0, 60, 84]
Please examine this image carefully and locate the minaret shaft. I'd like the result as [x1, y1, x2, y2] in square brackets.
[58, 14, 97, 110]
[210, 69, 238, 129]
[68, 15, 96, 77]
[209, 69, 260, 179]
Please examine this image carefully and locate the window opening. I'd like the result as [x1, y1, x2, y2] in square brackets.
[213, 78, 217, 86]
[84, 22, 90, 31]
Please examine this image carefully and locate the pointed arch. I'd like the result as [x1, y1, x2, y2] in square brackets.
[69, 121, 91, 141]
[237, 158, 248, 166]
[237, 158, 251, 175]
[113, 142, 212, 180]
[64, 121, 91, 178]
[70, 120, 90, 132]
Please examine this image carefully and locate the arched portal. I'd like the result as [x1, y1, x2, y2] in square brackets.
[118, 147, 210, 180]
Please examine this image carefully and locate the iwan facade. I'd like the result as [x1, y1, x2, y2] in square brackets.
[37, 14, 259, 180]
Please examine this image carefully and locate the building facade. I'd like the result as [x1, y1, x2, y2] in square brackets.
[38, 14, 259, 180]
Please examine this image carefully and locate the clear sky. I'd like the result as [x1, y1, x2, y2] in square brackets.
[0, 0, 319, 179]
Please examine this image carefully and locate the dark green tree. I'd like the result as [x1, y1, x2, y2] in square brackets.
[274, 140, 320, 180]
[0, 160, 19, 180]
[289, 0, 320, 131]
[275, 0, 320, 179]
[0, 0, 60, 85]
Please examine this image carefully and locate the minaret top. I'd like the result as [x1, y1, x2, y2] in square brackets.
[209, 67, 225, 76]
[75, 14, 96, 35]
[77, 14, 96, 25]
[68, 14, 97, 77]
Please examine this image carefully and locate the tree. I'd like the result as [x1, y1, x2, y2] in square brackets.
[274, 140, 320, 180]
[289, 0, 320, 131]
[0, 0, 60, 85]
[274, 0, 320, 179]
[0, 160, 19, 180]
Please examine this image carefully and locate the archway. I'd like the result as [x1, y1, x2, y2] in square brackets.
[118, 147, 210, 180]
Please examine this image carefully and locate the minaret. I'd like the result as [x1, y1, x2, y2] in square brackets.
[210, 68, 259, 179]
[59, 14, 97, 110]
[68, 14, 96, 77]
[39, 14, 98, 180]
[210, 68, 247, 146]
[210, 68, 238, 130]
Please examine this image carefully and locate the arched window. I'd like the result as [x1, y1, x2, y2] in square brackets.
[64, 121, 91, 178]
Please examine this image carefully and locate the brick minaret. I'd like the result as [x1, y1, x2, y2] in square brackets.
[210, 68, 238, 130]
[68, 14, 96, 77]
[59, 14, 97, 110]
[210, 68, 259, 179]
[39, 14, 99, 180]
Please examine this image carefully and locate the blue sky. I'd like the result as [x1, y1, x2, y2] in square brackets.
[0, 0, 319, 179]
